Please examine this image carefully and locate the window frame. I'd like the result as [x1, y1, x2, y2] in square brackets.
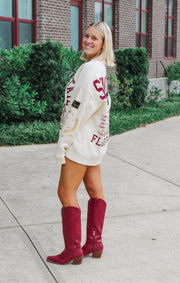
[71, 0, 82, 50]
[0, 0, 36, 48]
[164, 0, 175, 58]
[95, 0, 115, 47]
[136, 0, 149, 52]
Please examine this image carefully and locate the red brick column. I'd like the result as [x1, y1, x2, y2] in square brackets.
[36, 0, 71, 48]
[114, 0, 136, 50]
[82, 0, 95, 37]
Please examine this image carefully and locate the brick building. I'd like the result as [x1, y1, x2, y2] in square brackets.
[0, 0, 180, 78]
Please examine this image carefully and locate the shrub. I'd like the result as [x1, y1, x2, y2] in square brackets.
[24, 40, 66, 121]
[0, 75, 46, 123]
[61, 46, 83, 83]
[166, 62, 180, 85]
[0, 44, 31, 90]
[0, 45, 46, 123]
[0, 41, 83, 123]
[115, 48, 149, 108]
[25, 40, 83, 121]
[145, 86, 162, 105]
[108, 73, 133, 110]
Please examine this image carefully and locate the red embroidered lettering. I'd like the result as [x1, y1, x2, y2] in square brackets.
[91, 134, 109, 147]
[66, 95, 71, 106]
[91, 134, 98, 143]
[96, 137, 101, 147]
[68, 77, 75, 86]
[101, 136, 109, 147]
[67, 87, 74, 94]
[93, 79, 106, 100]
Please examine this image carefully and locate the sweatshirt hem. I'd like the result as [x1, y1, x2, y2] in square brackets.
[66, 149, 102, 166]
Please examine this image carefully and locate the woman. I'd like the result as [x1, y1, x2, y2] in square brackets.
[47, 22, 115, 265]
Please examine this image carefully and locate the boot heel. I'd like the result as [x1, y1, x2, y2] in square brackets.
[73, 256, 83, 265]
[92, 250, 103, 258]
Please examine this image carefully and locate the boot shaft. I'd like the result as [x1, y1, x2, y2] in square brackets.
[82, 198, 106, 256]
[47, 206, 83, 265]
[61, 206, 82, 250]
[87, 198, 106, 235]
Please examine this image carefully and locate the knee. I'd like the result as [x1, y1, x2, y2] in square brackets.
[57, 185, 79, 207]
[57, 186, 66, 205]
[85, 184, 99, 199]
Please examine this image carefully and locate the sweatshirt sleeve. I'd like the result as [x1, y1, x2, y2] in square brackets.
[56, 62, 106, 164]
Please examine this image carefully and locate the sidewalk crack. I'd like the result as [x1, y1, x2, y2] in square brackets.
[0, 197, 59, 283]
[107, 152, 180, 189]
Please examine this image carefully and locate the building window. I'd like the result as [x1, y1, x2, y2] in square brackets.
[164, 0, 175, 57]
[0, 0, 36, 50]
[71, 0, 82, 51]
[136, 0, 149, 51]
[95, 0, 115, 44]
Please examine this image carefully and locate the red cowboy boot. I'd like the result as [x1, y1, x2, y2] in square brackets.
[47, 206, 83, 265]
[82, 198, 106, 258]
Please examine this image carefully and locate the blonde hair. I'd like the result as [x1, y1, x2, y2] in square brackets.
[81, 22, 115, 67]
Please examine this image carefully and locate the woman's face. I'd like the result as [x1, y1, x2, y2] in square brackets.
[82, 26, 104, 61]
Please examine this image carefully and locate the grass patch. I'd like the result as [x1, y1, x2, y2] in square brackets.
[0, 121, 59, 146]
[0, 95, 180, 146]
[110, 96, 180, 135]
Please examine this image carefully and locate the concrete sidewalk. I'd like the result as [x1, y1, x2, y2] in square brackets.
[0, 116, 180, 283]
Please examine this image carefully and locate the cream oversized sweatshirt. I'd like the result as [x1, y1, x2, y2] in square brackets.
[56, 60, 111, 166]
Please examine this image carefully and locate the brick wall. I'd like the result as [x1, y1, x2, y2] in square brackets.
[115, 0, 136, 49]
[149, 0, 180, 78]
[36, 0, 94, 48]
[36, 0, 71, 47]
[114, 0, 180, 78]
[82, 0, 95, 36]
[35, 0, 180, 79]
[177, 1, 180, 67]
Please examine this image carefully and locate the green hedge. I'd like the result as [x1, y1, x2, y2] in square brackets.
[0, 44, 45, 123]
[0, 40, 82, 123]
[115, 48, 149, 108]
[24, 40, 65, 121]
[166, 61, 180, 85]
[0, 43, 150, 123]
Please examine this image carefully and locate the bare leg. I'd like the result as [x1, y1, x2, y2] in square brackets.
[58, 157, 87, 208]
[83, 165, 105, 200]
